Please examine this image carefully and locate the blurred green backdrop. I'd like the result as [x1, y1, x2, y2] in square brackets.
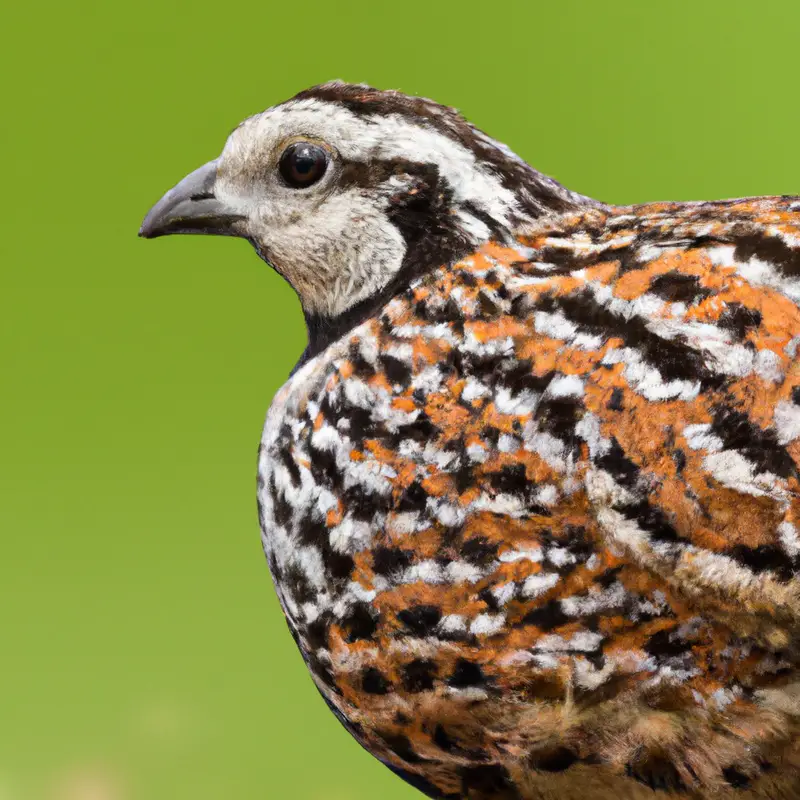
[3, 1, 800, 797]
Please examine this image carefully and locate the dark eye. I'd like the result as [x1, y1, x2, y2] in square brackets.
[278, 142, 329, 188]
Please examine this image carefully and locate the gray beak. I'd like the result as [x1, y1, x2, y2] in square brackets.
[139, 159, 246, 239]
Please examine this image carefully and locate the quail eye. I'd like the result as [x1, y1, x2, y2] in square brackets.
[278, 142, 329, 188]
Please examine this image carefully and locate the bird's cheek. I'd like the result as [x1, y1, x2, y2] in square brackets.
[248, 197, 304, 229]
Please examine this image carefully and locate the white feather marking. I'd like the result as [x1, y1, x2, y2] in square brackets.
[533, 484, 559, 507]
[494, 387, 539, 416]
[575, 412, 611, 459]
[546, 373, 584, 399]
[401, 559, 444, 584]
[779, 521, 800, 557]
[498, 434, 521, 453]
[755, 349, 783, 383]
[466, 442, 489, 463]
[469, 613, 506, 636]
[438, 614, 467, 634]
[445, 560, 486, 583]
[462, 377, 490, 402]
[521, 572, 559, 598]
[683, 424, 724, 452]
[499, 547, 543, 563]
[491, 582, 516, 606]
[703, 451, 786, 499]
[774, 400, 800, 445]
[534, 310, 579, 341]
[329, 515, 372, 554]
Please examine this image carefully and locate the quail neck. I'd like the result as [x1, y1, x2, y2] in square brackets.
[140, 81, 600, 361]
[142, 83, 800, 800]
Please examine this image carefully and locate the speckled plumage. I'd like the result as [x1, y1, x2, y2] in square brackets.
[143, 83, 800, 799]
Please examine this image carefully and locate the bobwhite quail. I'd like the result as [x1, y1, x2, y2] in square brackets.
[141, 82, 800, 799]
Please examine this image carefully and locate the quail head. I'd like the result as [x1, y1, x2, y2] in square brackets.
[142, 82, 800, 799]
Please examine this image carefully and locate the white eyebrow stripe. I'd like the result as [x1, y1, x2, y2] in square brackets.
[242, 99, 520, 228]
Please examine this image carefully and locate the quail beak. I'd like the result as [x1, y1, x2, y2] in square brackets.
[139, 159, 246, 239]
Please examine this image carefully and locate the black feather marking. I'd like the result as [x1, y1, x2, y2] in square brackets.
[402, 659, 438, 692]
[397, 605, 442, 636]
[538, 289, 724, 389]
[717, 303, 762, 340]
[448, 659, 486, 687]
[709, 405, 797, 479]
[361, 666, 391, 694]
[648, 272, 712, 304]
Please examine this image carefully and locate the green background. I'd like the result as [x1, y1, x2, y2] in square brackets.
[3, 1, 800, 798]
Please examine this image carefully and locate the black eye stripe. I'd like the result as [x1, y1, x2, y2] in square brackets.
[279, 142, 329, 188]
